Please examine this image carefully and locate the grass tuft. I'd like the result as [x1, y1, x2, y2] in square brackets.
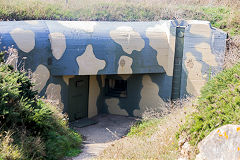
[178, 62, 240, 157]
[0, 0, 239, 35]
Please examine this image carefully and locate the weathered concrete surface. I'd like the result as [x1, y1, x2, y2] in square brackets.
[196, 124, 240, 160]
[0, 20, 227, 119]
[181, 20, 226, 97]
[71, 114, 136, 160]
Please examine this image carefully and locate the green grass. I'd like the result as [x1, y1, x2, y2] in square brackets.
[127, 119, 161, 137]
[199, 6, 240, 35]
[0, 0, 239, 36]
[0, 52, 82, 160]
[178, 62, 240, 147]
[65, 147, 82, 157]
[0, 0, 239, 158]
[98, 105, 194, 159]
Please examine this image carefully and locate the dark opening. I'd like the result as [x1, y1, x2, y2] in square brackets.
[105, 78, 127, 97]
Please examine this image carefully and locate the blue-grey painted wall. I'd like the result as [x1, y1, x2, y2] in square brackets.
[0, 20, 226, 118]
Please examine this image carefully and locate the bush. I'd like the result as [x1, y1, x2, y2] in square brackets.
[178, 62, 240, 146]
[0, 54, 82, 160]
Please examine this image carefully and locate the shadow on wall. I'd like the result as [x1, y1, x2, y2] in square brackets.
[98, 73, 172, 117]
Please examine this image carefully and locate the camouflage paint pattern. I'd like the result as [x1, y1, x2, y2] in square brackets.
[0, 20, 226, 118]
[179, 20, 226, 97]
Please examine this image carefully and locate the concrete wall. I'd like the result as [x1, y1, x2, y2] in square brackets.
[0, 20, 226, 118]
[104, 74, 169, 117]
[87, 73, 170, 118]
[45, 20, 175, 76]
[180, 20, 227, 97]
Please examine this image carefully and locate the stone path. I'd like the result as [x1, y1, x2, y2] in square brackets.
[71, 114, 136, 160]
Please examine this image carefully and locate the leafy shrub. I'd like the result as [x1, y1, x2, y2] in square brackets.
[0, 54, 82, 160]
[178, 63, 240, 146]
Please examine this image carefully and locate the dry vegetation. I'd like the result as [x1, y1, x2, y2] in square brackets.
[224, 36, 240, 68]
[0, 55, 82, 160]
[0, 131, 23, 160]
[0, 0, 239, 35]
[0, 0, 239, 159]
[97, 99, 195, 159]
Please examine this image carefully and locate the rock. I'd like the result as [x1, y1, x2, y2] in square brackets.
[178, 157, 188, 160]
[196, 124, 240, 160]
[181, 142, 191, 158]
[178, 136, 191, 159]
[178, 137, 187, 148]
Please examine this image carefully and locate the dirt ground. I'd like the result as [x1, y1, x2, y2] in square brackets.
[71, 114, 137, 160]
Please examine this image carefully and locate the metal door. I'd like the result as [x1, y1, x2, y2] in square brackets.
[68, 76, 89, 121]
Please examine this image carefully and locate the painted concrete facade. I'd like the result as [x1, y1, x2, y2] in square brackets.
[180, 20, 226, 97]
[0, 20, 226, 119]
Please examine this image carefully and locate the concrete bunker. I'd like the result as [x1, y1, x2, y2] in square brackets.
[0, 20, 227, 121]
